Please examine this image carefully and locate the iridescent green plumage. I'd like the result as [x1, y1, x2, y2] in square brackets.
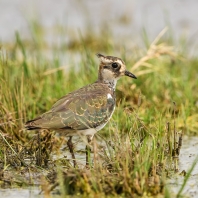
[25, 83, 115, 135]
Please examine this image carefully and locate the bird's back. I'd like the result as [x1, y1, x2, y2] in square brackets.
[25, 82, 115, 136]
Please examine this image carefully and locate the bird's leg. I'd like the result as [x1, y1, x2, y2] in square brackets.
[67, 136, 77, 167]
[36, 131, 42, 166]
[86, 135, 93, 167]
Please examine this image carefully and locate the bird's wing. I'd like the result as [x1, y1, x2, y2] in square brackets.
[26, 83, 115, 131]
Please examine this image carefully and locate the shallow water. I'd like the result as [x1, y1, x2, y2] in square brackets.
[1, 0, 198, 55]
[167, 136, 198, 197]
[0, 136, 198, 197]
[0, 187, 42, 198]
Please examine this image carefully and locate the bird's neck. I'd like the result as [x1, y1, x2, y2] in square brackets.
[97, 78, 117, 91]
[103, 79, 117, 91]
[97, 69, 118, 91]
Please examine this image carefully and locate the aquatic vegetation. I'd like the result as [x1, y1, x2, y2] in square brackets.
[0, 24, 198, 197]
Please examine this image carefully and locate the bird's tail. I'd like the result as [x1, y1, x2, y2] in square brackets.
[25, 117, 42, 130]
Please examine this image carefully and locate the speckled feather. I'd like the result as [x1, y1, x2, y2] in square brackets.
[25, 53, 137, 137]
[25, 82, 115, 135]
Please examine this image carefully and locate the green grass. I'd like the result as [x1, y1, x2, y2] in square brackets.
[0, 24, 198, 197]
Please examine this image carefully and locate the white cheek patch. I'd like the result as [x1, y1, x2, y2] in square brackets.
[102, 69, 114, 80]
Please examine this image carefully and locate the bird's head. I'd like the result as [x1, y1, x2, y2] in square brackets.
[97, 53, 137, 83]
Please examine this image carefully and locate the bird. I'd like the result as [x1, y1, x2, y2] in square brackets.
[25, 53, 137, 167]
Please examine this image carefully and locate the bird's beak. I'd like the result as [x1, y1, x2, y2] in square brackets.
[125, 70, 137, 79]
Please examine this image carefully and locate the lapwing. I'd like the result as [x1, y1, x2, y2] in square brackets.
[25, 54, 137, 167]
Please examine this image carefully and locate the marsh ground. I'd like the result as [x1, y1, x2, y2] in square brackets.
[0, 1, 198, 197]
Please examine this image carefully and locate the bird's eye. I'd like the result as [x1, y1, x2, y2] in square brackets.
[112, 62, 118, 68]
